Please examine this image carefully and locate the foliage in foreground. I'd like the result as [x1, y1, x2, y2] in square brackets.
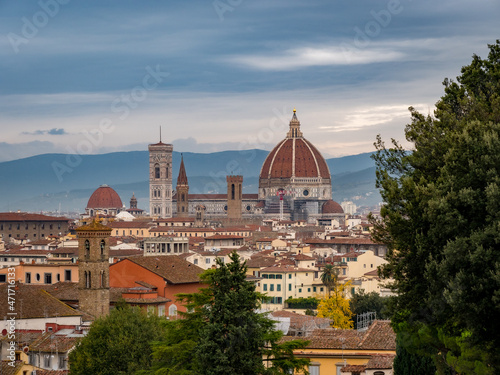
[371, 40, 500, 373]
[69, 304, 166, 375]
[141, 252, 310, 375]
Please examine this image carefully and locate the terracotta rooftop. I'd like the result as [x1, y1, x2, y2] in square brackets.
[0, 212, 70, 222]
[291, 253, 315, 261]
[260, 264, 311, 273]
[364, 269, 380, 277]
[86, 185, 123, 209]
[341, 364, 366, 372]
[322, 200, 344, 214]
[283, 320, 395, 351]
[109, 249, 143, 257]
[35, 371, 69, 375]
[366, 354, 396, 369]
[246, 256, 279, 268]
[0, 284, 82, 319]
[0, 361, 24, 375]
[260, 136, 331, 179]
[304, 238, 376, 245]
[358, 320, 396, 350]
[30, 332, 79, 353]
[271, 310, 331, 332]
[123, 255, 204, 284]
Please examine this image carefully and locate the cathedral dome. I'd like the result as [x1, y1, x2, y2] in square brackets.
[87, 185, 123, 209]
[259, 110, 331, 180]
[322, 199, 344, 214]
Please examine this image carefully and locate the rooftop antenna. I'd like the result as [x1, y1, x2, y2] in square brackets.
[160, 126, 162, 143]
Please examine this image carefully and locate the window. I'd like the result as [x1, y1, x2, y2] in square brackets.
[307, 288, 311, 292]
[44, 273, 52, 284]
[0, 275, 6, 283]
[65, 270, 71, 281]
[277, 284, 281, 292]
[194, 259, 198, 265]
[25, 272, 31, 284]
[276, 274, 282, 279]
[270, 284, 274, 291]
[288, 274, 292, 279]
[263, 284, 267, 291]
[154, 164, 160, 178]
[158, 305, 165, 316]
[298, 288, 302, 293]
[59, 356, 65, 369]
[205, 258, 210, 264]
[309, 362, 320, 375]
[36, 273, 41, 281]
[288, 284, 292, 291]
[343, 268, 346, 275]
[313, 286, 316, 292]
[85, 240, 90, 259]
[44, 355, 51, 367]
[169, 304, 178, 317]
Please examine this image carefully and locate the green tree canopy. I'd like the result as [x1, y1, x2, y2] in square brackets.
[349, 289, 391, 329]
[69, 304, 166, 375]
[372, 40, 500, 373]
[143, 252, 310, 375]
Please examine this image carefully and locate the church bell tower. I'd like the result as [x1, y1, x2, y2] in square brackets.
[176, 155, 189, 218]
[149, 133, 173, 218]
[77, 220, 112, 318]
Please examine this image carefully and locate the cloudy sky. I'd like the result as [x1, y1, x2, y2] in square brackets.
[0, 0, 498, 162]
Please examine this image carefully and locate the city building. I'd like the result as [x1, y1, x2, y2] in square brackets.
[0, 212, 71, 242]
[83, 184, 124, 218]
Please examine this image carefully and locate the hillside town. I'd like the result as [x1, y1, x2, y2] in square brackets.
[0, 112, 396, 374]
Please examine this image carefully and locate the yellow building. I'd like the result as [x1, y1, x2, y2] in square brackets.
[259, 264, 326, 311]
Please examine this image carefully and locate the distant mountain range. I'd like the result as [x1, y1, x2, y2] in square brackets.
[0, 150, 380, 214]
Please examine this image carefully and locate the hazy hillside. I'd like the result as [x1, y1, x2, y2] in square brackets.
[0, 150, 379, 213]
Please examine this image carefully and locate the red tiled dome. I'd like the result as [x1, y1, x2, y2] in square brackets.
[260, 109, 330, 180]
[260, 138, 330, 179]
[87, 185, 123, 209]
[322, 200, 344, 214]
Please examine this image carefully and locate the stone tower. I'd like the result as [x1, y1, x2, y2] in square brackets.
[195, 204, 206, 227]
[77, 220, 112, 318]
[149, 138, 173, 218]
[130, 193, 138, 209]
[176, 155, 189, 217]
[226, 175, 243, 219]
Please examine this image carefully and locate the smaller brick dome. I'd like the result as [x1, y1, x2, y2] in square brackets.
[87, 185, 123, 209]
[322, 200, 344, 214]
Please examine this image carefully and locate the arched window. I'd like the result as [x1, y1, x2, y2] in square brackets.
[231, 184, 235, 200]
[166, 166, 169, 179]
[181, 193, 185, 202]
[84, 240, 90, 259]
[88, 271, 91, 288]
[100, 271, 105, 288]
[168, 304, 177, 317]
[181, 207, 185, 212]
[100, 240, 105, 257]
[154, 163, 160, 178]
